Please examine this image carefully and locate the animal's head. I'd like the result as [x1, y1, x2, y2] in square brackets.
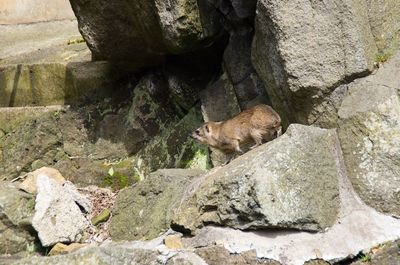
[191, 122, 214, 146]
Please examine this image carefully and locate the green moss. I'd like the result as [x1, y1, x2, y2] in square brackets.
[26, 198, 36, 212]
[375, 52, 391, 63]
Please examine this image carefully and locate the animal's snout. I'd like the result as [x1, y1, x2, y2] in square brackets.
[195, 129, 200, 135]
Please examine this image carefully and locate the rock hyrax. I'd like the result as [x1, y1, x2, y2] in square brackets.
[191, 104, 282, 156]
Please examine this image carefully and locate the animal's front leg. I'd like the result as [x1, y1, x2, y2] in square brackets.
[233, 140, 244, 154]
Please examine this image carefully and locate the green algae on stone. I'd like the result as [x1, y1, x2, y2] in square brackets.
[132, 107, 209, 176]
[91, 209, 111, 226]
[110, 168, 204, 241]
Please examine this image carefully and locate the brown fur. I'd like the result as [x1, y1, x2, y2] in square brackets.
[191, 104, 282, 155]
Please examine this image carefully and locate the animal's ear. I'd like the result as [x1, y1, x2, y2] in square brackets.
[205, 124, 210, 133]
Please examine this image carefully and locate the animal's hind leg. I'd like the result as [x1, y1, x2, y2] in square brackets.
[250, 130, 263, 149]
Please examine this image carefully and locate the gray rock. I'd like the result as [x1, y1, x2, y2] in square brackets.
[69, 0, 221, 65]
[366, 0, 400, 52]
[10, 242, 210, 265]
[223, 28, 269, 109]
[338, 79, 400, 216]
[131, 107, 210, 177]
[32, 176, 90, 247]
[0, 181, 36, 255]
[172, 124, 341, 233]
[200, 71, 241, 123]
[110, 169, 205, 241]
[252, 0, 378, 124]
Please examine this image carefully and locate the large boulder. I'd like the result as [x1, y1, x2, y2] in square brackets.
[338, 78, 400, 216]
[0, 182, 36, 255]
[172, 124, 341, 234]
[252, 0, 379, 125]
[68, 0, 222, 65]
[110, 169, 205, 241]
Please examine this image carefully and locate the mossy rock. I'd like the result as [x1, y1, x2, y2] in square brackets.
[110, 168, 205, 241]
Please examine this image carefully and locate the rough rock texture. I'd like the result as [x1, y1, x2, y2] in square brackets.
[350, 240, 400, 265]
[338, 79, 400, 216]
[131, 107, 210, 176]
[0, 182, 36, 255]
[0, 105, 66, 133]
[110, 169, 204, 241]
[366, 0, 400, 53]
[196, 246, 280, 265]
[32, 176, 90, 247]
[252, 0, 379, 125]
[0, 61, 115, 107]
[223, 28, 269, 109]
[10, 243, 210, 265]
[172, 124, 341, 233]
[69, 0, 221, 65]
[200, 72, 240, 123]
[18, 167, 66, 194]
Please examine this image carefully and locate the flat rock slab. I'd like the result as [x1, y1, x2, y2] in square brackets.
[173, 124, 341, 233]
[32, 175, 90, 247]
[0, 20, 84, 61]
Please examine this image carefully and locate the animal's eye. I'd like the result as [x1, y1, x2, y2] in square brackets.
[205, 125, 209, 133]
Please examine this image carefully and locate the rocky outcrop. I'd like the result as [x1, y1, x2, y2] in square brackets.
[0, 182, 36, 255]
[172, 124, 341, 234]
[338, 77, 400, 216]
[110, 169, 204, 241]
[32, 176, 90, 247]
[251, 0, 399, 125]
[68, 0, 221, 64]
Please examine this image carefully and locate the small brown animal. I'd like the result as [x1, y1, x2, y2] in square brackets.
[191, 104, 282, 157]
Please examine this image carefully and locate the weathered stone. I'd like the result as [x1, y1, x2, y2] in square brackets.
[196, 246, 281, 265]
[252, 0, 378, 124]
[164, 234, 183, 249]
[48, 242, 87, 256]
[349, 240, 400, 265]
[11, 246, 160, 265]
[11, 243, 210, 265]
[200, 71, 240, 123]
[0, 106, 66, 133]
[110, 169, 204, 241]
[127, 72, 177, 143]
[366, 0, 400, 53]
[0, 61, 115, 108]
[338, 80, 400, 216]
[172, 124, 341, 233]
[18, 167, 66, 194]
[32, 176, 90, 247]
[223, 28, 269, 109]
[69, 0, 221, 65]
[0, 20, 82, 61]
[132, 108, 210, 177]
[0, 113, 62, 180]
[0, 181, 36, 255]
